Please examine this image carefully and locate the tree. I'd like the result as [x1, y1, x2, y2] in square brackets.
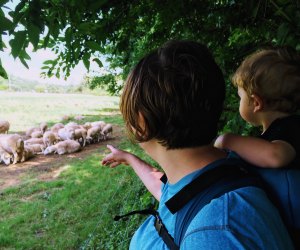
[1, 0, 299, 133]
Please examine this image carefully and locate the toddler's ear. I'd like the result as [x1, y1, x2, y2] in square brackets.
[251, 94, 264, 112]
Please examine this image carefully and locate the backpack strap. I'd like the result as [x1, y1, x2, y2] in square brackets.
[114, 208, 179, 250]
[165, 164, 263, 248]
[114, 163, 262, 250]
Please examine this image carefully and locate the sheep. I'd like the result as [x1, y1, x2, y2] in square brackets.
[22, 146, 35, 161]
[74, 128, 87, 147]
[91, 121, 106, 129]
[40, 122, 48, 134]
[25, 144, 45, 154]
[51, 123, 65, 133]
[86, 125, 102, 143]
[74, 115, 84, 121]
[43, 139, 81, 155]
[31, 130, 43, 138]
[60, 115, 71, 122]
[0, 120, 10, 134]
[101, 123, 113, 140]
[24, 137, 44, 145]
[0, 134, 24, 164]
[43, 131, 58, 147]
[65, 123, 81, 131]
[26, 127, 39, 137]
[0, 147, 12, 165]
[81, 122, 92, 130]
[58, 128, 75, 141]
[43, 145, 56, 155]
[26, 122, 47, 137]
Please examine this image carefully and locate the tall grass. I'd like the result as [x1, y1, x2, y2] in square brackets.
[0, 92, 155, 249]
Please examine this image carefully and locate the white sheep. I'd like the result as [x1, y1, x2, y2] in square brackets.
[22, 146, 35, 161]
[43, 139, 81, 155]
[25, 137, 44, 145]
[0, 120, 10, 134]
[74, 128, 87, 147]
[58, 128, 75, 141]
[86, 125, 102, 143]
[91, 121, 106, 129]
[101, 123, 113, 140]
[43, 145, 56, 155]
[82, 122, 92, 130]
[51, 123, 65, 134]
[65, 123, 81, 131]
[31, 130, 43, 138]
[74, 115, 84, 121]
[25, 143, 45, 154]
[40, 122, 48, 134]
[25, 122, 47, 137]
[43, 131, 58, 147]
[0, 134, 24, 164]
[0, 147, 12, 165]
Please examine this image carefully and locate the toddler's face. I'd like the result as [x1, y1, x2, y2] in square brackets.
[237, 87, 258, 126]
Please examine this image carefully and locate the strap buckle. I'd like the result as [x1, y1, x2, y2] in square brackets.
[155, 217, 163, 235]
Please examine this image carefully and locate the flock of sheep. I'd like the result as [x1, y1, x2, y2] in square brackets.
[0, 119, 113, 166]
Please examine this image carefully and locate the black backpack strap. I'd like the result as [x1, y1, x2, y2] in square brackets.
[114, 208, 179, 250]
[115, 163, 262, 250]
[167, 164, 263, 247]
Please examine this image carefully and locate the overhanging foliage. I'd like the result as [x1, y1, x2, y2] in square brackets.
[1, 0, 299, 133]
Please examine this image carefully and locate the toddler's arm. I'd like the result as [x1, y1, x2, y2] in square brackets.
[102, 145, 164, 200]
[214, 133, 296, 168]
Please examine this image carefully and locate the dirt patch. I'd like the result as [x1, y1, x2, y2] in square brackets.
[0, 126, 125, 192]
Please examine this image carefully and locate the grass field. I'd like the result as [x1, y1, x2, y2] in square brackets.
[0, 91, 120, 133]
[0, 91, 155, 249]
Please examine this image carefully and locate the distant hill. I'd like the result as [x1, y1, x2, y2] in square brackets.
[0, 75, 107, 95]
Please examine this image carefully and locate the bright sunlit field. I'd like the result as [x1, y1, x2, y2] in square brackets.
[0, 91, 153, 249]
[0, 91, 120, 132]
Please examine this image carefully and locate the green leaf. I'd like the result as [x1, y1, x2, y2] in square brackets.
[14, 1, 26, 12]
[19, 50, 31, 60]
[9, 30, 27, 58]
[65, 27, 72, 45]
[92, 58, 103, 68]
[277, 23, 290, 45]
[82, 53, 90, 71]
[86, 41, 101, 51]
[0, 40, 6, 51]
[78, 22, 94, 31]
[20, 57, 29, 69]
[0, 61, 8, 79]
[0, 14, 13, 32]
[27, 23, 40, 50]
[43, 60, 54, 65]
[0, 0, 9, 6]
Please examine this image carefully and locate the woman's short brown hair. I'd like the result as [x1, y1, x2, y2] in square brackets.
[120, 40, 225, 149]
[232, 47, 300, 113]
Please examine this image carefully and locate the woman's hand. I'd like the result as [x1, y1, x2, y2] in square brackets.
[102, 144, 133, 168]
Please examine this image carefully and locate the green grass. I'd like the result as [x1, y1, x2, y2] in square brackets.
[0, 92, 155, 249]
[0, 92, 120, 133]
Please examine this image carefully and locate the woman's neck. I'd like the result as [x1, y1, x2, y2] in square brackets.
[148, 143, 227, 184]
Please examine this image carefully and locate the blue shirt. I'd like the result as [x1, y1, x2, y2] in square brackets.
[130, 158, 293, 250]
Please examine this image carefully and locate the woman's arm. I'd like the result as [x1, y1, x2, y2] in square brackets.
[214, 133, 296, 168]
[102, 145, 164, 200]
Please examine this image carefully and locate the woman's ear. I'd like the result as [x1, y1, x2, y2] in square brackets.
[251, 94, 264, 113]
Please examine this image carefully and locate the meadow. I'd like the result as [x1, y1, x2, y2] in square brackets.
[0, 92, 155, 249]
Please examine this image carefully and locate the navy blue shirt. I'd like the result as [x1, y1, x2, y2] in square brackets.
[260, 115, 300, 168]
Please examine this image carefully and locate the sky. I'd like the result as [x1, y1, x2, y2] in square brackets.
[1, 45, 88, 85]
